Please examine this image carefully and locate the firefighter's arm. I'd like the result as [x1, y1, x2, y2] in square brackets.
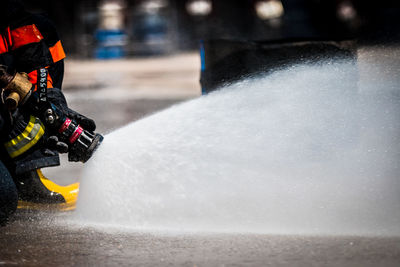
[0, 67, 102, 162]
[0, 65, 95, 130]
[0, 68, 68, 155]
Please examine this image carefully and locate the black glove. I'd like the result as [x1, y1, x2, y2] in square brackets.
[65, 107, 96, 132]
[47, 87, 96, 132]
[45, 135, 68, 154]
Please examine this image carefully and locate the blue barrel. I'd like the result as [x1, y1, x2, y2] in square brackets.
[95, 29, 127, 59]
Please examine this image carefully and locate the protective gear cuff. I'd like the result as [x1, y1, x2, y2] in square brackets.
[14, 154, 60, 175]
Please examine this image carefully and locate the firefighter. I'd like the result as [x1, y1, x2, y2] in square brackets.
[0, 0, 96, 222]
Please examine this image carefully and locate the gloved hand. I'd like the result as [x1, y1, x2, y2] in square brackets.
[47, 87, 96, 132]
[45, 135, 68, 154]
[65, 107, 96, 132]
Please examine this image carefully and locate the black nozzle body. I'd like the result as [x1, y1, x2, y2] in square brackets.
[68, 131, 104, 163]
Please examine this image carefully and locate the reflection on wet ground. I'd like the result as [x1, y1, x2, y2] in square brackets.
[1, 211, 400, 266]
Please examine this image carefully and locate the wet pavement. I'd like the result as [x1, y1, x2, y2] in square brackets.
[1, 53, 400, 266]
[2, 211, 400, 266]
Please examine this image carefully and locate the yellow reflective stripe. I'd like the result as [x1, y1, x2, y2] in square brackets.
[4, 116, 45, 158]
[10, 126, 44, 158]
[6, 124, 45, 158]
[5, 116, 36, 148]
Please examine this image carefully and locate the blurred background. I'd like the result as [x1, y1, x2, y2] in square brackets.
[21, 0, 400, 59]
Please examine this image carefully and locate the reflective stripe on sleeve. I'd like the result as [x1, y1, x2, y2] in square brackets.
[4, 116, 45, 158]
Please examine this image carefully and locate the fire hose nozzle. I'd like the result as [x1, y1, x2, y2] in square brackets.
[57, 115, 104, 163]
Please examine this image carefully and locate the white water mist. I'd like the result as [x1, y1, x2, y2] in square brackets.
[73, 58, 400, 236]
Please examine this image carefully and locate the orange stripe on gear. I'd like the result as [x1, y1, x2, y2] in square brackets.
[49, 41, 66, 63]
[11, 24, 44, 50]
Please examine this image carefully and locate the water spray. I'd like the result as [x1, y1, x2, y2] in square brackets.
[73, 59, 400, 236]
